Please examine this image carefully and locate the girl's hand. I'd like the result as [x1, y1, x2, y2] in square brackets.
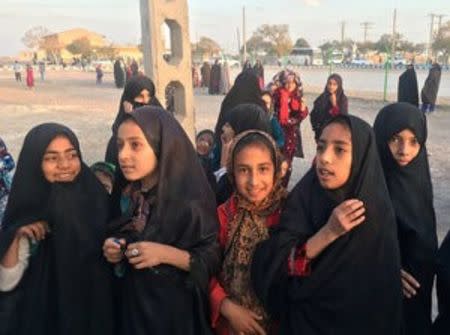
[126, 242, 168, 270]
[220, 298, 266, 335]
[103, 238, 125, 264]
[301, 97, 307, 111]
[123, 101, 133, 114]
[330, 93, 337, 107]
[16, 221, 48, 242]
[325, 199, 366, 239]
[401, 269, 420, 298]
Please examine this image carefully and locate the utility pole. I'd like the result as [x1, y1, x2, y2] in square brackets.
[428, 13, 436, 60]
[391, 9, 397, 56]
[437, 14, 446, 31]
[236, 28, 241, 56]
[360, 21, 374, 42]
[340, 21, 346, 43]
[242, 6, 247, 64]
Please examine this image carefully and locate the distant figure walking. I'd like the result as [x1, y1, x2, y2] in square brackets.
[13, 61, 22, 82]
[38, 61, 46, 81]
[421, 62, 442, 113]
[96, 64, 104, 85]
[26, 64, 34, 89]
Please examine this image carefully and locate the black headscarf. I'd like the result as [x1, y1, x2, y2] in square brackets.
[398, 65, 419, 107]
[310, 73, 348, 140]
[105, 75, 162, 164]
[421, 63, 442, 105]
[434, 231, 450, 334]
[252, 115, 402, 335]
[109, 106, 220, 335]
[214, 70, 267, 142]
[0, 123, 113, 335]
[212, 103, 272, 175]
[374, 102, 437, 334]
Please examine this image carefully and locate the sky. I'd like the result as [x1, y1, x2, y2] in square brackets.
[0, 0, 448, 56]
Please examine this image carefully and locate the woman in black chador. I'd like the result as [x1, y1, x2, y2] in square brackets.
[105, 75, 162, 165]
[398, 64, 419, 107]
[0, 123, 114, 335]
[103, 106, 220, 334]
[114, 58, 126, 88]
[310, 73, 348, 141]
[252, 115, 402, 335]
[374, 102, 438, 335]
[421, 62, 442, 113]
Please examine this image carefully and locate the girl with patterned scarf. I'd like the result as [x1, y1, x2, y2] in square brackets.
[273, 70, 308, 187]
[0, 137, 15, 227]
[209, 130, 287, 335]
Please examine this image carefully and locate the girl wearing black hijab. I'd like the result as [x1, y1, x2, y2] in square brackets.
[434, 231, 450, 334]
[421, 62, 442, 113]
[310, 73, 348, 141]
[114, 58, 126, 88]
[0, 123, 114, 335]
[398, 64, 419, 107]
[212, 71, 267, 171]
[103, 106, 220, 334]
[374, 102, 438, 335]
[105, 75, 162, 165]
[252, 115, 402, 335]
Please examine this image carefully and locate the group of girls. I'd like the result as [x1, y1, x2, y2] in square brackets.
[0, 68, 448, 335]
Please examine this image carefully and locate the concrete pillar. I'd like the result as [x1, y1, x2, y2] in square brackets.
[140, 0, 195, 141]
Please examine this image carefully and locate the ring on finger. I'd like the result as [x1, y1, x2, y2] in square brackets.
[130, 248, 140, 257]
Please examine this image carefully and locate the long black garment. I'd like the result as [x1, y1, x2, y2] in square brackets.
[105, 75, 162, 165]
[434, 231, 450, 334]
[0, 123, 114, 335]
[209, 61, 221, 95]
[374, 102, 438, 335]
[310, 73, 349, 140]
[252, 115, 402, 335]
[421, 63, 442, 105]
[398, 65, 419, 107]
[109, 106, 220, 335]
[114, 59, 125, 88]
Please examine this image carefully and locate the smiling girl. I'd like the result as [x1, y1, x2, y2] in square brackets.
[210, 130, 286, 335]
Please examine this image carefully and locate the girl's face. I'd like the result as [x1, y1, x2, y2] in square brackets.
[196, 133, 214, 155]
[133, 89, 151, 105]
[94, 171, 113, 194]
[261, 94, 272, 111]
[41, 136, 81, 183]
[327, 78, 339, 94]
[388, 129, 420, 166]
[233, 144, 275, 205]
[222, 122, 235, 142]
[285, 76, 297, 92]
[117, 120, 158, 186]
[315, 122, 352, 190]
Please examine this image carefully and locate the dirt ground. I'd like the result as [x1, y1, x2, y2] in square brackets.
[1, 69, 449, 316]
[1, 69, 448, 241]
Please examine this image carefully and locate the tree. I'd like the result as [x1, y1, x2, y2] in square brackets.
[433, 21, 450, 64]
[66, 37, 93, 58]
[245, 34, 274, 56]
[194, 37, 221, 56]
[22, 26, 51, 50]
[96, 44, 118, 60]
[248, 24, 293, 57]
[294, 38, 310, 48]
